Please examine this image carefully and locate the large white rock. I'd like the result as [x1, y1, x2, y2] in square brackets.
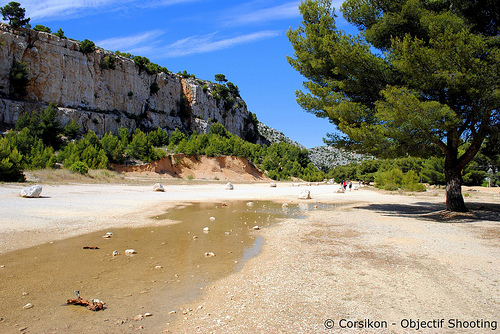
[298, 190, 311, 199]
[153, 183, 165, 192]
[20, 185, 43, 198]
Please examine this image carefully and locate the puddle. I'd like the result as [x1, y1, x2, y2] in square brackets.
[0, 200, 336, 333]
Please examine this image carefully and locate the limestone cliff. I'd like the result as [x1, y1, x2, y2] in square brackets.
[0, 23, 257, 139]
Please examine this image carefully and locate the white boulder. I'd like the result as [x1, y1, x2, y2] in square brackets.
[298, 190, 311, 199]
[20, 185, 43, 198]
[225, 182, 234, 190]
[153, 183, 165, 192]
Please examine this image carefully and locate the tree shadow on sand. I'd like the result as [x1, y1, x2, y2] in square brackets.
[354, 201, 500, 223]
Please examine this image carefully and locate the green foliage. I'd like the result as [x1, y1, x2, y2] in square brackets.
[15, 104, 62, 149]
[150, 81, 160, 95]
[226, 82, 240, 97]
[147, 127, 169, 147]
[214, 74, 227, 84]
[209, 123, 229, 138]
[0, 136, 24, 181]
[33, 24, 51, 33]
[70, 161, 89, 174]
[287, 0, 500, 211]
[133, 56, 167, 75]
[53, 28, 66, 39]
[116, 50, 133, 59]
[80, 39, 95, 54]
[1, 1, 30, 28]
[178, 70, 195, 78]
[100, 55, 116, 70]
[9, 61, 29, 97]
[63, 119, 81, 140]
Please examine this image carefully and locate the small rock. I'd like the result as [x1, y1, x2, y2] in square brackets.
[153, 183, 165, 192]
[282, 203, 289, 208]
[134, 315, 144, 321]
[246, 202, 254, 207]
[209, 217, 216, 221]
[106, 232, 113, 236]
[0, 265, 5, 268]
[168, 310, 176, 314]
[125, 249, 137, 256]
[204, 252, 215, 257]
[23, 303, 34, 309]
[252, 226, 260, 230]
[225, 182, 234, 190]
[192, 235, 198, 240]
[155, 265, 163, 269]
[144, 313, 153, 317]
[203, 227, 209, 232]
[270, 182, 277, 187]
[20, 185, 43, 198]
[112, 250, 119, 257]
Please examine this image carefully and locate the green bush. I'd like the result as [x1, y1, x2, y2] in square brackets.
[0, 137, 24, 181]
[80, 39, 95, 54]
[9, 61, 29, 96]
[70, 161, 89, 174]
[33, 24, 51, 33]
[150, 81, 159, 95]
[101, 55, 116, 70]
[53, 28, 66, 39]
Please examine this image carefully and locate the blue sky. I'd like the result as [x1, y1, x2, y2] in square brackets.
[2, 0, 352, 148]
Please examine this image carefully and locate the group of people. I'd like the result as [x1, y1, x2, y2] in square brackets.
[341, 180, 353, 191]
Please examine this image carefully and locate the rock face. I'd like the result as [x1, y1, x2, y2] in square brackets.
[0, 24, 257, 139]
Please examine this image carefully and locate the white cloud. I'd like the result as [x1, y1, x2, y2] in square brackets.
[231, 1, 301, 25]
[90, 29, 282, 58]
[162, 30, 281, 58]
[97, 30, 164, 51]
[11, 0, 200, 20]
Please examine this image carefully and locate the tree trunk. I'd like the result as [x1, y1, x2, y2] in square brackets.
[444, 162, 468, 212]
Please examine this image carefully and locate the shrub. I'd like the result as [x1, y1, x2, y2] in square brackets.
[9, 61, 29, 96]
[150, 81, 159, 95]
[80, 39, 95, 54]
[53, 28, 66, 39]
[33, 24, 51, 33]
[0, 137, 24, 181]
[100, 55, 116, 70]
[70, 161, 89, 174]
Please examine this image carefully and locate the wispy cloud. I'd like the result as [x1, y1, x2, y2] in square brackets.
[161, 30, 281, 58]
[104, 30, 282, 58]
[97, 30, 164, 51]
[14, 0, 200, 20]
[230, 1, 301, 25]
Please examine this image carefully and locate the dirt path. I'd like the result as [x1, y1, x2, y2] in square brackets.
[169, 189, 500, 333]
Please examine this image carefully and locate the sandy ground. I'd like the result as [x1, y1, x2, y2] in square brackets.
[1, 181, 499, 333]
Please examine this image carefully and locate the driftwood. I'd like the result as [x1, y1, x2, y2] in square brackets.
[67, 297, 105, 311]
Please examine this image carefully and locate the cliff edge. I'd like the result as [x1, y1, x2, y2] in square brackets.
[0, 23, 258, 140]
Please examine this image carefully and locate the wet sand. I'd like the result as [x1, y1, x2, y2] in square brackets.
[0, 182, 499, 333]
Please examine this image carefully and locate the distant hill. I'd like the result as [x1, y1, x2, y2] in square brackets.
[257, 122, 368, 170]
[308, 146, 367, 170]
[257, 122, 305, 148]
